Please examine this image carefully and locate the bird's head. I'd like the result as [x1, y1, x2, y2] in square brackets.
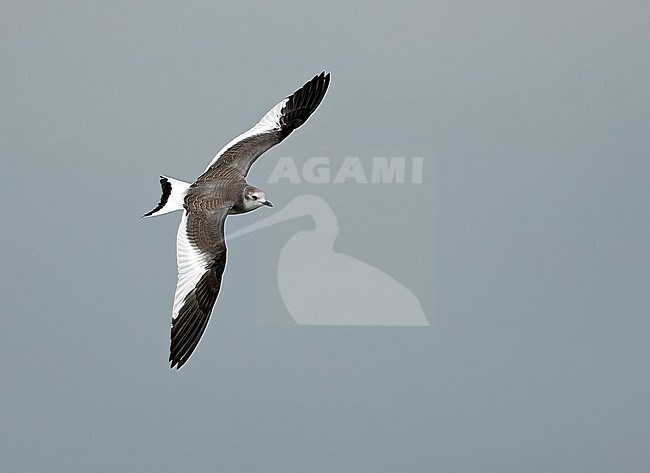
[243, 186, 273, 211]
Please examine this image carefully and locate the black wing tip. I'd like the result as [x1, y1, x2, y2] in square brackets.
[169, 345, 193, 370]
[291, 71, 331, 106]
[302, 71, 331, 99]
[278, 71, 331, 137]
[169, 334, 197, 370]
[169, 350, 185, 369]
[313, 70, 331, 81]
[168, 315, 213, 370]
[168, 265, 223, 370]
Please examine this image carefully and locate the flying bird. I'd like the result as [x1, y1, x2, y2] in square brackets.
[143, 72, 331, 369]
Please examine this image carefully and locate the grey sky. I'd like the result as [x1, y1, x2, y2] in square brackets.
[1, 1, 648, 472]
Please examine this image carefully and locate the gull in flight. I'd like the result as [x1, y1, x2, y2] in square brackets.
[143, 72, 331, 369]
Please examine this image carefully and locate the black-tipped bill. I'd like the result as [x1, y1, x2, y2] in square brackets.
[262, 200, 273, 207]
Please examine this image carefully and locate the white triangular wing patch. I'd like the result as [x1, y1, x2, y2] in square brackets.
[172, 211, 211, 319]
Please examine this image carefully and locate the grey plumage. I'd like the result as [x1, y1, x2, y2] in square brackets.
[144, 72, 331, 369]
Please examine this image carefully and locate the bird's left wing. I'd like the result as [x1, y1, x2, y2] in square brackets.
[200, 71, 331, 179]
[169, 206, 230, 369]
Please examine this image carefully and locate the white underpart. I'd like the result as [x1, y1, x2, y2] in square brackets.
[172, 211, 211, 319]
[204, 97, 288, 171]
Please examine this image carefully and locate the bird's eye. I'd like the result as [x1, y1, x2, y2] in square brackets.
[251, 195, 258, 200]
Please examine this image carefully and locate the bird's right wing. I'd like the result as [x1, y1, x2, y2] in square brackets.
[169, 207, 230, 369]
[200, 72, 331, 179]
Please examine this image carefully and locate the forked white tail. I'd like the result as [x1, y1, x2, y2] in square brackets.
[142, 176, 191, 218]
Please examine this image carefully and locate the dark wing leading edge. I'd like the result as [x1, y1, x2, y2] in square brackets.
[199, 71, 331, 179]
[169, 206, 230, 369]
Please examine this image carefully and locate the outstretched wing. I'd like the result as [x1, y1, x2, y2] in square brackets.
[201, 71, 331, 179]
[169, 207, 230, 369]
